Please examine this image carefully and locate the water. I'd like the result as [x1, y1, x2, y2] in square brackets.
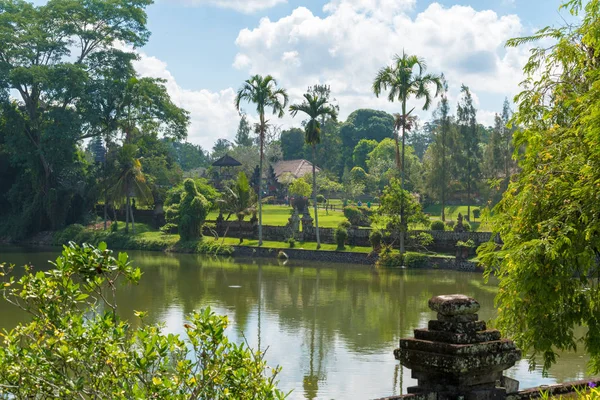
[0, 246, 591, 399]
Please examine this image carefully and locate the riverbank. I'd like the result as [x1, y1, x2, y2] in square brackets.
[1, 223, 480, 271]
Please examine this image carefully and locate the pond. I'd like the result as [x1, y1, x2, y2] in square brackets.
[0, 246, 591, 399]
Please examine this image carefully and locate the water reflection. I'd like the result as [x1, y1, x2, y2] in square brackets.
[0, 246, 592, 399]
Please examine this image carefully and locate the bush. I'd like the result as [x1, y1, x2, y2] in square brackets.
[430, 220, 445, 231]
[286, 238, 296, 248]
[343, 206, 371, 227]
[403, 252, 428, 268]
[53, 224, 86, 245]
[369, 229, 383, 250]
[445, 220, 455, 229]
[110, 221, 119, 232]
[472, 208, 481, 219]
[179, 179, 209, 241]
[0, 242, 282, 398]
[462, 220, 472, 232]
[316, 194, 326, 204]
[335, 225, 348, 250]
[159, 223, 178, 234]
[338, 220, 351, 229]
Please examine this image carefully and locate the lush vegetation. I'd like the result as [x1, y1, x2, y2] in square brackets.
[478, 0, 600, 375]
[0, 242, 285, 398]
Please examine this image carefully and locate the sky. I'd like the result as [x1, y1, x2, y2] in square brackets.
[49, 0, 574, 149]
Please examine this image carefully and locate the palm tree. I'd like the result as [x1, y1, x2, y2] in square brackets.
[109, 144, 152, 234]
[289, 93, 338, 249]
[235, 75, 288, 246]
[373, 51, 442, 255]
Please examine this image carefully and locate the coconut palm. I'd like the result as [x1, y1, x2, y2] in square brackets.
[235, 75, 288, 246]
[109, 144, 152, 234]
[373, 51, 442, 255]
[289, 93, 338, 249]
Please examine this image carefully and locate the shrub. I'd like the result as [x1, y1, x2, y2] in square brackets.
[403, 252, 428, 268]
[414, 232, 434, 247]
[445, 220, 455, 229]
[179, 179, 209, 241]
[343, 206, 371, 227]
[472, 208, 481, 219]
[53, 224, 86, 245]
[289, 179, 312, 198]
[430, 220, 445, 231]
[0, 242, 282, 398]
[110, 221, 119, 232]
[376, 245, 403, 267]
[286, 238, 296, 248]
[159, 223, 178, 234]
[338, 220, 351, 229]
[369, 229, 383, 250]
[316, 194, 326, 204]
[462, 220, 472, 232]
[335, 225, 348, 250]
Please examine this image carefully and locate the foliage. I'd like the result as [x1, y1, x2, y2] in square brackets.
[462, 220, 472, 232]
[335, 225, 348, 251]
[178, 179, 209, 241]
[289, 179, 312, 198]
[339, 109, 394, 169]
[280, 128, 306, 160]
[0, 242, 284, 399]
[456, 239, 475, 248]
[165, 178, 219, 209]
[377, 179, 428, 232]
[412, 232, 434, 248]
[376, 248, 428, 268]
[430, 220, 446, 231]
[472, 208, 481, 219]
[220, 172, 257, 222]
[286, 238, 296, 248]
[316, 194, 326, 203]
[352, 139, 378, 170]
[343, 206, 371, 227]
[403, 252, 428, 268]
[159, 222, 178, 235]
[338, 220, 351, 230]
[445, 220, 455, 229]
[235, 113, 254, 147]
[478, 0, 600, 374]
[369, 229, 383, 250]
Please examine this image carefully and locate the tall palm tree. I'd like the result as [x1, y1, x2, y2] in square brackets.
[289, 93, 338, 249]
[373, 51, 442, 255]
[235, 75, 288, 246]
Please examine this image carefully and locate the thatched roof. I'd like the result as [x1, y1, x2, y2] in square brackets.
[272, 159, 319, 183]
[212, 154, 242, 167]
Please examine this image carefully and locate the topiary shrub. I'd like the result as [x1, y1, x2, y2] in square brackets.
[286, 238, 296, 248]
[338, 220, 351, 229]
[462, 220, 472, 232]
[335, 225, 348, 250]
[445, 220, 455, 229]
[376, 245, 403, 268]
[160, 223, 178, 235]
[369, 229, 383, 251]
[430, 220, 445, 231]
[343, 206, 371, 227]
[316, 194, 326, 204]
[179, 179, 209, 241]
[472, 208, 481, 219]
[403, 252, 428, 269]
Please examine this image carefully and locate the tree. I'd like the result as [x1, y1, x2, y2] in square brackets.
[211, 139, 232, 160]
[456, 85, 481, 221]
[178, 179, 209, 241]
[289, 178, 312, 198]
[352, 139, 378, 170]
[373, 51, 442, 255]
[280, 128, 306, 160]
[220, 172, 256, 222]
[366, 138, 422, 193]
[0, 242, 286, 398]
[290, 92, 338, 249]
[339, 109, 394, 169]
[235, 112, 254, 147]
[377, 178, 428, 235]
[108, 144, 152, 234]
[235, 75, 289, 246]
[478, 0, 600, 374]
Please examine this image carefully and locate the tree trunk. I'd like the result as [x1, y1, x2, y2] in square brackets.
[312, 144, 321, 249]
[258, 117, 265, 246]
[130, 198, 136, 235]
[399, 101, 407, 256]
[125, 194, 130, 233]
[441, 117, 446, 222]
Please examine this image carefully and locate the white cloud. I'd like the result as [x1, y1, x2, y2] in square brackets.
[175, 0, 286, 13]
[133, 53, 240, 150]
[233, 2, 531, 128]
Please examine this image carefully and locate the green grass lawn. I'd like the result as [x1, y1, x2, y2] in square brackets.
[216, 237, 373, 253]
[207, 204, 348, 229]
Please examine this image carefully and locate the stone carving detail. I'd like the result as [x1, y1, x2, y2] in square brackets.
[395, 294, 521, 400]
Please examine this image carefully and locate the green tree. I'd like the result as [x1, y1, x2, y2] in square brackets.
[289, 178, 312, 198]
[366, 138, 422, 193]
[352, 139, 378, 170]
[280, 128, 306, 160]
[235, 112, 254, 147]
[211, 139, 232, 160]
[339, 109, 394, 169]
[108, 144, 152, 234]
[290, 92, 338, 249]
[220, 172, 256, 222]
[456, 85, 481, 221]
[178, 179, 209, 241]
[373, 51, 442, 254]
[478, 0, 600, 373]
[235, 75, 289, 246]
[377, 178, 428, 235]
[0, 242, 286, 399]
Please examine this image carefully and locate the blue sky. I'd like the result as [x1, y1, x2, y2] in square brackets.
[36, 0, 572, 148]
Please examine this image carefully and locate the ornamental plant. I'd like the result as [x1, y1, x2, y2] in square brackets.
[0, 242, 286, 399]
[179, 179, 209, 241]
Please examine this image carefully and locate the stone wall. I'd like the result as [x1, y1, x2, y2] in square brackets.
[209, 219, 499, 254]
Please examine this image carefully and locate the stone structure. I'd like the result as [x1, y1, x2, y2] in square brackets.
[395, 295, 521, 400]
